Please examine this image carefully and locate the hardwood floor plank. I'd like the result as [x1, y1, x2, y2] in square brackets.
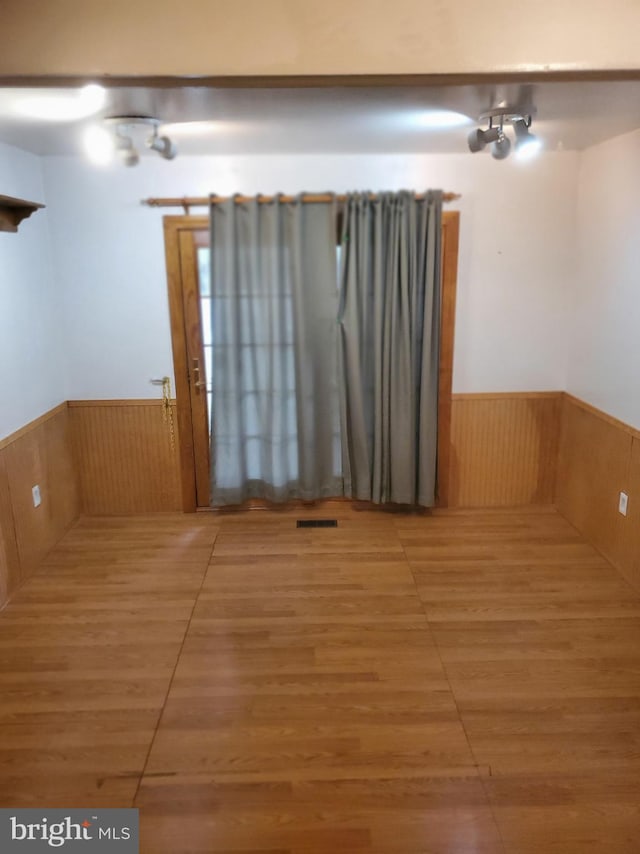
[2, 505, 640, 852]
[397, 508, 640, 853]
[0, 513, 217, 804]
[135, 512, 501, 852]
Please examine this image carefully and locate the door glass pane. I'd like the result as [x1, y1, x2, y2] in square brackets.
[196, 246, 213, 431]
[197, 247, 211, 297]
[201, 297, 212, 345]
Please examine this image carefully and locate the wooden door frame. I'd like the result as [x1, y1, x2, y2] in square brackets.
[163, 215, 209, 512]
[163, 210, 460, 512]
[437, 210, 460, 507]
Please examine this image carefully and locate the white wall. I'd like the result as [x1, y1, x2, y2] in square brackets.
[567, 129, 640, 429]
[0, 142, 66, 440]
[9, 138, 636, 429]
[42, 151, 578, 399]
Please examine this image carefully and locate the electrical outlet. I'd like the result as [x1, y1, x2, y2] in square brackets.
[618, 491, 628, 516]
[31, 485, 41, 508]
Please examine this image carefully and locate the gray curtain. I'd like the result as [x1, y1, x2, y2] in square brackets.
[209, 195, 342, 506]
[338, 190, 442, 507]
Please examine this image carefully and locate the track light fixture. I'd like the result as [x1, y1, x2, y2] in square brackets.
[146, 128, 177, 160]
[115, 129, 139, 167]
[467, 110, 541, 161]
[467, 118, 508, 160]
[85, 116, 178, 166]
[491, 135, 511, 160]
[512, 117, 542, 160]
[467, 125, 502, 152]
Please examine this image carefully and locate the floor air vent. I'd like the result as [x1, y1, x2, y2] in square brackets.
[296, 519, 338, 528]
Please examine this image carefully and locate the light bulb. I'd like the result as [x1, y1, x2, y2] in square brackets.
[418, 110, 472, 129]
[515, 135, 543, 160]
[83, 125, 114, 166]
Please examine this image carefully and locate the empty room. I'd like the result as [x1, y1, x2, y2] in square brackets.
[0, 3, 639, 853]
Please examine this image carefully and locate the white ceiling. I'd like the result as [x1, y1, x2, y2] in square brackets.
[0, 79, 639, 157]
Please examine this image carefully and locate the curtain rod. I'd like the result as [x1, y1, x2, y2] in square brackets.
[142, 192, 461, 212]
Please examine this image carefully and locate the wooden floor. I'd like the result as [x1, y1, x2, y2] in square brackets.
[1, 505, 639, 853]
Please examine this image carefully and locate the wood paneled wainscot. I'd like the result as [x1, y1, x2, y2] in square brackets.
[0, 403, 79, 607]
[69, 394, 564, 514]
[449, 392, 562, 507]
[69, 400, 182, 515]
[556, 394, 640, 589]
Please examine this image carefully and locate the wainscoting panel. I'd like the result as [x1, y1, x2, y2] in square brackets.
[69, 401, 182, 515]
[0, 403, 79, 607]
[622, 438, 640, 588]
[556, 394, 639, 589]
[0, 451, 20, 605]
[448, 393, 562, 507]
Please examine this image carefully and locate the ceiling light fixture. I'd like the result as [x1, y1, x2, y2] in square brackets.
[512, 117, 543, 160]
[467, 124, 502, 152]
[84, 116, 178, 167]
[467, 110, 541, 161]
[115, 130, 140, 167]
[146, 127, 177, 160]
[491, 134, 511, 161]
